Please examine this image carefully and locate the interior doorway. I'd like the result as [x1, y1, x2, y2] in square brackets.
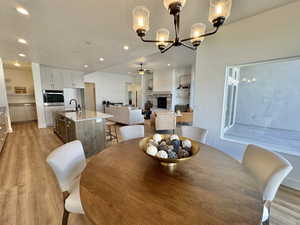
[84, 82, 96, 111]
[3, 62, 37, 124]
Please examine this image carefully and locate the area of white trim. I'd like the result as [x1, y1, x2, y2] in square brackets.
[221, 136, 300, 158]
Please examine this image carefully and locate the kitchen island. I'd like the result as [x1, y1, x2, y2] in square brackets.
[54, 110, 112, 157]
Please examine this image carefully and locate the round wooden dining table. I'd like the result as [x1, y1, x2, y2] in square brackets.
[80, 138, 263, 225]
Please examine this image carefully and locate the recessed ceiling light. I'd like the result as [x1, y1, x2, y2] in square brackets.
[18, 38, 27, 44]
[14, 62, 21, 67]
[167, 63, 171, 66]
[18, 53, 26, 57]
[99, 57, 104, 62]
[123, 45, 129, 50]
[128, 72, 131, 74]
[84, 64, 88, 68]
[16, 6, 29, 16]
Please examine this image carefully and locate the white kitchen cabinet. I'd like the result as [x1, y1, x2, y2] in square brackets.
[63, 70, 73, 88]
[24, 104, 37, 121]
[9, 104, 37, 122]
[72, 72, 84, 88]
[40, 65, 84, 90]
[64, 71, 84, 88]
[41, 66, 54, 90]
[52, 69, 64, 90]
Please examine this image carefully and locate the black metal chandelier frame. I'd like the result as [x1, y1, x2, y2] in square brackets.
[135, 2, 225, 54]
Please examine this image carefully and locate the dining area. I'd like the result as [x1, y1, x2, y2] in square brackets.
[46, 124, 293, 225]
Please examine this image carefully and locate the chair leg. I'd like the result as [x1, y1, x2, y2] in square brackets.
[114, 125, 119, 142]
[262, 204, 271, 225]
[62, 208, 70, 225]
[62, 191, 70, 225]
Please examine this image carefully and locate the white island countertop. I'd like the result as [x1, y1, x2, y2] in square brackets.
[58, 110, 113, 122]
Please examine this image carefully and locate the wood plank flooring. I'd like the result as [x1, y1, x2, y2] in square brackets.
[0, 121, 299, 225]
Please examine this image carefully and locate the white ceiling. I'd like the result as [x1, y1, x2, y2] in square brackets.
[0, 0, 297, 74]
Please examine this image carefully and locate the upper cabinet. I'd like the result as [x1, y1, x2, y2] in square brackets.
[40, 65, 84, 90]
[64, 70, 84, 89]
[40, 66, 54, 90]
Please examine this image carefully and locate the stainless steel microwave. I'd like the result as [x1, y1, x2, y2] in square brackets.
[43, 90, 64, 106]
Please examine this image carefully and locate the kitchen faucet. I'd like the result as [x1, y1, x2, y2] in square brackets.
[69, 99, 79, 111]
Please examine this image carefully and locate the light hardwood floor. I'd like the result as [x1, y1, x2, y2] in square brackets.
[0, 121, 299, 225]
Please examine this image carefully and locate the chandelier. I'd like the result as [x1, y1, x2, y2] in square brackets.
[132, 0, 232, 53]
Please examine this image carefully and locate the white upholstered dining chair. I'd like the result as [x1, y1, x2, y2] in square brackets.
[242, 145, 292, 225]
[46, 140, 86, 225]
[180, 126, 208, 144]
[119, 125, 144, 141]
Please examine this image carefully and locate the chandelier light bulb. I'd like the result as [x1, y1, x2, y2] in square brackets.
[209, 0, 232, 25]
[190, 23, 206, 46]
[156, 28, 169, 48]
[138, 17, 144, 27]
[132, 6, 150, 34]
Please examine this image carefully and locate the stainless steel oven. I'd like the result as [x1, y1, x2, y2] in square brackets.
[43, 90, 64, 106]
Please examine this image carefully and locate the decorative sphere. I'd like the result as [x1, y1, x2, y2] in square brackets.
[171, 139, 180, 152]
[167, 145, 174, 151]
[170, 134, 179, 141]
[146, 145, 158, 156]
[184, 147, 192, 152]
[168, 151, 178, 159]
[153, 134, 162, 143]
[160, 141, 167, 146]
[156, 150, 168, 159]
[182, 139, 192, 148]
[178, 149, 190, 158]
[148, 139, 159, 147]
[158, 144, 169, 151]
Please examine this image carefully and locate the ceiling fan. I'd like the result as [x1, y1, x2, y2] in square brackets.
[137, 63, 152, 75]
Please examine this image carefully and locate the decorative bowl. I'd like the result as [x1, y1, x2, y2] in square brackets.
[139, 134, 201, 167]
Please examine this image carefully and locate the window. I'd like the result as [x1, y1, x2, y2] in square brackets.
[221, 57, 300, 156]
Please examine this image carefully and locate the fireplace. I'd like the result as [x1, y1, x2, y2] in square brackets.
[157, 97, 167, 109]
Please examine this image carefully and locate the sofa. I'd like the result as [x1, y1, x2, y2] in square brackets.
[105, 106, 144, 125]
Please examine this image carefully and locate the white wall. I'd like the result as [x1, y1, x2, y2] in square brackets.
[32, 63, 47, 128]
[153, 68, 174, 92]
[194, 2, 300, 190]
[84, 72, 135, 112]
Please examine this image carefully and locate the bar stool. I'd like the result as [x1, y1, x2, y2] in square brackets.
[106, 120, 118, 142]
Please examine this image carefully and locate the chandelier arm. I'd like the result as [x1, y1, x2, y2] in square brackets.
[181, 42, 197, 51]
[160, 43, 175, 53]
[180, 26, 220, 43]
[140, 36, 174, 43]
